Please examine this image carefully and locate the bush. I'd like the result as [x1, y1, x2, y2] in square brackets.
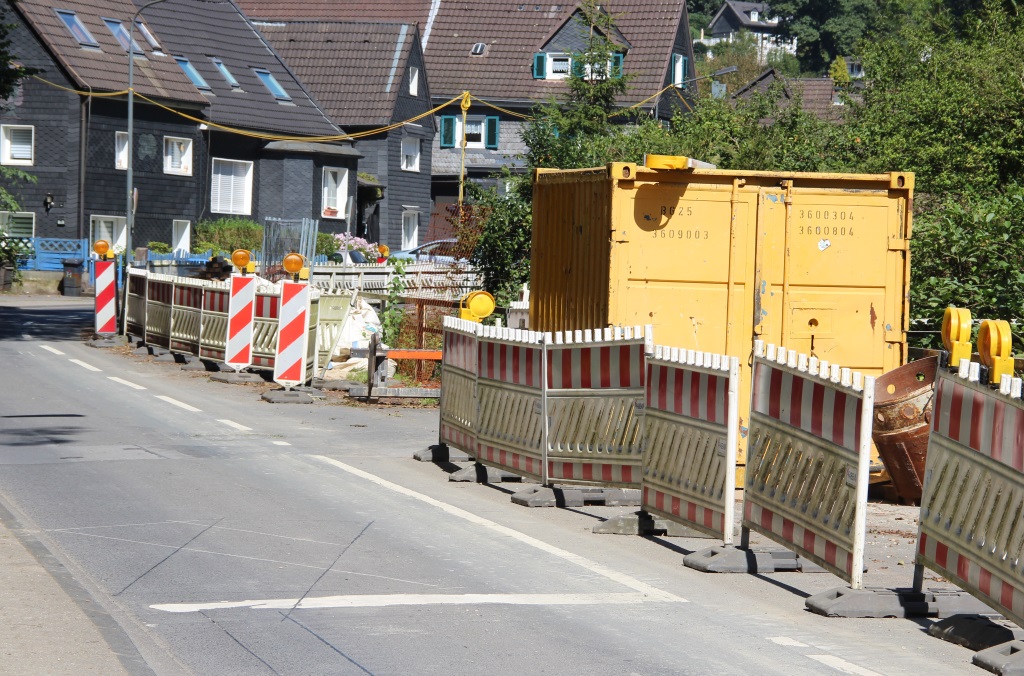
[147, 241, 172, 254]
[193, 218, 263, 254]
[315, 232, 336, 256]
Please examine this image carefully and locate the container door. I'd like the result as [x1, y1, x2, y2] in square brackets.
[751, 188, 788, 347]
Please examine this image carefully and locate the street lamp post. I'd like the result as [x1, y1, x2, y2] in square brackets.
[126, 0, 169, 260]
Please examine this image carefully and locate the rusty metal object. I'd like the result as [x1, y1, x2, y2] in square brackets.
[872, 356, 938, 504]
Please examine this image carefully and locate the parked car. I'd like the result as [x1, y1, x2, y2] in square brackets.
[389, 239, 464, 264]
[328, 249, 371, 265]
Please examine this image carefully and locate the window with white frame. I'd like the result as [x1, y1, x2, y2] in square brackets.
[0, 211, 35, 237]
[172, 219, 191, 253]
[409, 66, 419, 96]
[115, 131, 128, 170]
[547, 53, 572, 79]
[1, 125, 34, 166]
[90, 215, 127, 251]
[211, 158, 253, 215]
[453, 116, 485, 148]
[163, 136, 192, 175]
[401, 210, 419, 250]
[321, 167, 348, 219]
[672, 53, 689, 88]
[401, 137, 420, 172]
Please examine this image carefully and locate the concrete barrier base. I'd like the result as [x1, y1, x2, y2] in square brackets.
[261, 389, 314, 404]
[975, 640, 1024, 675]
[413, 444, 472, 463]
[684, 545, 825, 574]
[449, 463, 522, 483]
[592, 511, 714, 537]
[805, 586, 992, 618]
[154, 353, 192, 364]
[930, 615, 1024, 652]
[210, 372, 265, 384]
[511, 485, 641, 508]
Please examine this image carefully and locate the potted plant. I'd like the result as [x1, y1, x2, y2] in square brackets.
[323, 207, 338, 217]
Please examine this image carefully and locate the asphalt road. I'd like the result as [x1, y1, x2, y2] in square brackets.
[0, 296, 979, 675]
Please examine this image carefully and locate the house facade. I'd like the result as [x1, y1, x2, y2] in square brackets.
[696, 1, 797, 65]
[257, 21, 434, 251]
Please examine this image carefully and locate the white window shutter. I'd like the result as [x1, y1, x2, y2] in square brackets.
[9, 128, 32, 160]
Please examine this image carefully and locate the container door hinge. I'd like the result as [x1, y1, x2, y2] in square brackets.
[888, 237, 910, 251]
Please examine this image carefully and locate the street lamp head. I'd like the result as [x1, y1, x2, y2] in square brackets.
[712, 66, 739, 77]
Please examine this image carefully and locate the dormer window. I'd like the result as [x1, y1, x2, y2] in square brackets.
[102, 19, 142, 53]
[533, 52, 623, 80]
[750, 9, 759, 21]
[55, 10, 98, 48]
[471, 42, 486, 56]
[254, 69, 291, 101]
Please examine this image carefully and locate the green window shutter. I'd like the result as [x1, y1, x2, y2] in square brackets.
[485, 117, 499, 149]
[612, 53, 624, 78]
[439, 116, 455, 149]
[680, 55, 689, 88]
[533, 53, 546, 79]
[571, 58, 584, 78]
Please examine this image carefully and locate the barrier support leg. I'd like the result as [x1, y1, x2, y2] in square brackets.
[684, 526, 827, 573]
[592, 510, 716, 537]
[805, 585, 995, 620]
[449, 462, 523, 483]
[413, 443, 473, 463]
[912, 562, 925, 594]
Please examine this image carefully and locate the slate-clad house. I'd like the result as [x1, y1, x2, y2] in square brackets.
[2, 0, 207, 248]
[258, 21, 433, 251]
[423, 0, 698, 203]
[697, 1, 797, 65]
[135, 0, 360, 236]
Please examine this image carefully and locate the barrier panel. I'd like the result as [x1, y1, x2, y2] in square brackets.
[199, 281, 230, 362]
[125, 268, 148, 336]
[743, 342, 875, 587]
[439, 317, 482, 456]
[94, 260, 117, 335]
[474, 326, 547, 480]
[915, 363, 1024, 626]
[642, 346, 740, 542]
[545, 327, 649, 488]
[316, 290, 358, 365]
[144, 273, 175, 349]
[169, 278, 205, 354]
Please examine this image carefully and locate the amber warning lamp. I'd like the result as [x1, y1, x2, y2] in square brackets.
[282, 252, 309, 282]
[92, 239, 114, 260]
[231, 249, 256, 275]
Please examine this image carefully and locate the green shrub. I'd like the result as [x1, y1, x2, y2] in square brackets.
[193, 218, 263, 254]
[316, 232, 336, 256]
[147, 241, 172, 254]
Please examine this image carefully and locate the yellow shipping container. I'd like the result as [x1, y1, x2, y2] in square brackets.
[530, 157, 913, 463]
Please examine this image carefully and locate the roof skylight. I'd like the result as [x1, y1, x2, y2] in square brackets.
[102, 19, 142, 53]
[55, 10, 98, 47]
[175, 57, 210, 90]
[471, 42, 486, 56]
[254, 69, 291, 101]
[134, 21, 162, 52]
[212, 58, 240, 88]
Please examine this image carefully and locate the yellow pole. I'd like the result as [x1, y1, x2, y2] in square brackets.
[457, 91, 471, 209]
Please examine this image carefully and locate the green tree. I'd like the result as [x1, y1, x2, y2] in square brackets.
[770, 0, 879, 73]
[0, 7, 39, 215]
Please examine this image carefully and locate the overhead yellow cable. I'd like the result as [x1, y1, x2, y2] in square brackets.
[670, 85, 694, 113]
[610, 83, 678, 117]
[31, 74, 129, 97]
[469, 95, 533, 120]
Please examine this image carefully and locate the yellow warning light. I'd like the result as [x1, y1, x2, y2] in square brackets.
[282, 252, 304, 274]
[378, 244, 390, 258]
[941, 306, 973, 368]
[93, 239, 110, 257]
[978, 319, 1014, 385]
[231, 249, 251, 269]
[459, 290, 495, 323]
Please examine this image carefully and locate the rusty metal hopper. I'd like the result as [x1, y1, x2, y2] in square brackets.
[872, 357, 938, 503]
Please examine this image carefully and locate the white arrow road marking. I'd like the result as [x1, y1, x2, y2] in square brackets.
[272, 441, 291, 446]
[152, 592, 678, 614]
[108, 377, 146, 390]
[40, 345, 65, 355]
[154, 395, 201, 412]
[69, 359, 101, 372]
[309, 455, 685, 603]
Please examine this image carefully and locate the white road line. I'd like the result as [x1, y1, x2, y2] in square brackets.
[108, 377, 147, 390]
[768, 636, 808, 647]
[69, 359, 101, 372]
[310, 455, 685, 603]
[40, 345, 64, 355]
[152, 592, 668, 614]
[806, 655, 883, 676]
[154, 395, 201, 412]
[170, 521, 344, 546]
[272, 441, 291, 446]
[217, 419, 252, 432]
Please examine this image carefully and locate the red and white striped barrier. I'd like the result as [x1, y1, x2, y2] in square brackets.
[225, 275, 257, 371]
[743, 341, 875, 587]
[143, 274, 175, 348]
[440, 316, 482, 456]
[643, 345, 740, 542]
[94, 259, 117, 335]
[125, 268, 148, 336]
[915, 362, 1024, 625]
[169, 280, 204, 354]
[273, 281, 311, 388]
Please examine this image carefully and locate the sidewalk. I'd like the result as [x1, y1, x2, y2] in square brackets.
[0, 512, 128, 675]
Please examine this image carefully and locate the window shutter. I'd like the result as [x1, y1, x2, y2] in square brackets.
[485, 117, 499, 149]
[571, 58, 584, 78]
[679, 55, 689, 88]
[612, 53, 624, 78]
[5, 213, 33, 237]
[9, 128, 32, 161]
[533, 52, 546, 79]
[439, 116, 455, 149]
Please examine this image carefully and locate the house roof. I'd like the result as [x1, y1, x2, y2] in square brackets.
[257, 21, 421, 127]
[135, 0, 341, 137]
[234, 0, 432, 25]
[12, 0, 206, 104]
[732, 68, 847, 120]
[424, 0, 691, 106]
[708, 1, 778, 32]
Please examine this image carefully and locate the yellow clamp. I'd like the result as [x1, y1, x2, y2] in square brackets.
[978, 319, 1015, 385]
[941, 306, 973, 368]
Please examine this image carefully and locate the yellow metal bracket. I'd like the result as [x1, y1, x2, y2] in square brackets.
[941, 306, 973, 368]
[978, 319, 1014, 385]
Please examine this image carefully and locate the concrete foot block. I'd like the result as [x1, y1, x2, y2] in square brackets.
[154, 353, 191, 364]
[975, 640, 1024, 675]
[87, 335, 127, 348]
[684, 546, 819, 573]
[806, 587, 924, 618]
[261, 389, 314, 404]
[210, 372, 265, 384]
[592, 511, 717, 537]
[291, 386, 326, 399]
[413, 444, 472, 463]
[930, 616, 1024, 652]
[449, 463, 522, 483]
[181, 360, 221, 372]
[510, 485, 642, 508]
